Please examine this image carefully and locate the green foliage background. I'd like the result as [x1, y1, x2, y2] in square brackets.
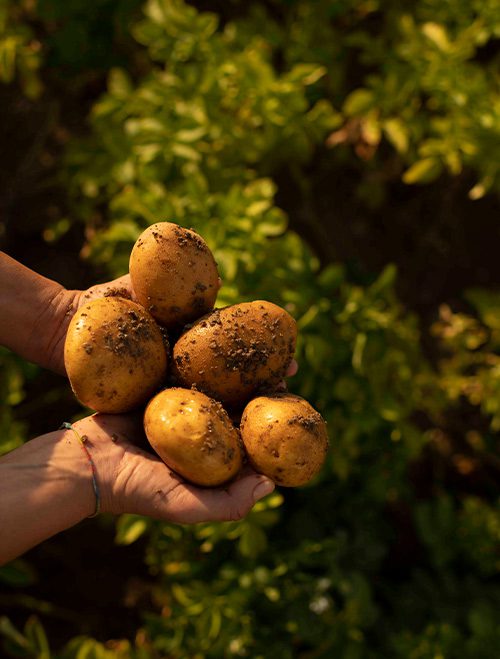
[1, 0, 499, 657]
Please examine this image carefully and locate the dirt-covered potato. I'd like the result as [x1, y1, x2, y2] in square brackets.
[64, 297, 168, 413]
[172, 301, 297, 407]
[144, 387, 242, 487]
[240, 394, 329, 487]
[129, 221, 219, 328]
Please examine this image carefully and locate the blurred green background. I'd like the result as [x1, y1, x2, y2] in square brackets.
[1, 0, 499, 657]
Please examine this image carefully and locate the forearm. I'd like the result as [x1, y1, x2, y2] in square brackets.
[0, 252, 79, 373]
[0, 428, 96, 566]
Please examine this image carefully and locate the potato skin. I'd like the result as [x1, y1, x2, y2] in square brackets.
[129, 222, 219, 328]
[172, 301, 297, 407]
[144, 388, 242, 487]
[240, 394, 329, 487]
[64, 297, 168, 413]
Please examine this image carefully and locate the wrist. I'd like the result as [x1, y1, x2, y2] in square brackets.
[71, 415, 128, 515]
[0, 427, 96, 564]
[0, 252, 82, 374]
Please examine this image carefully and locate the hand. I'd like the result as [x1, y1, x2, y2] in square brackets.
[0, 411, 276, 564]
[72, 413, 275, 523]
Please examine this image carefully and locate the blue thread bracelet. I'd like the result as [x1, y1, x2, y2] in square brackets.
[60, 422, 101, 518]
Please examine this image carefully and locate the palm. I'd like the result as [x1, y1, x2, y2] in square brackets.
[83, 413, 273, 523]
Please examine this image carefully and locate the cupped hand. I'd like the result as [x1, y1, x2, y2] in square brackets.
[72, 413, 275, 523]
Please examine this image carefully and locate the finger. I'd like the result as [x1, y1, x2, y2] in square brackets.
[272, 359, 298, 392]
[152, 473, 275, 524]
[79, 274, 137, 307]
[104, 274, 137, 302]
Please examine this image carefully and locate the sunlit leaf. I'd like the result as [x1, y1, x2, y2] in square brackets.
[115, 515, 149, 545]
[402, 158, 442, 184]
[343, 89, 375, 116]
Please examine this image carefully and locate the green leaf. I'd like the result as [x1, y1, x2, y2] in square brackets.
[238, 524, 267, 559]
[0, 559, 36, 586]
[465, 289, 500, 330]
[402, 158, 442, 184]
[352, 333, 367, 372]
[208, 608, 222, 639]
[343, 89, 375, 116]
[370, 263, 397, 294]
[25, 616, 50, 658]
[318, 264, 344, 289]
[287, 64, 327, 86]
[176, 127, 207, 143]
[108, 68, 132, 99]
[0, 616, 30, 650]
[422, 22, 451, 51]
[172, 143, 201, 161]
[63, 636, 115, 659]
[115, 514, 149, 545]
[172, 584, 196, 607]
[247, 199, 272, 217]
[383, 118, 409, 153]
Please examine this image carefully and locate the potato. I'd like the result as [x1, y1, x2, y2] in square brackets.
[240, 394, 329, 487]
[172, 301, 297, 407]
[129, 221, 219, 328]
[64, 297, 168, 413]
[144, 387, 242, 487]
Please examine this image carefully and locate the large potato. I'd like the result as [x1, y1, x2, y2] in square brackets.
[129, 221, 219, 328]
[240, 394, 329, 487]
[172, 301, 297, 407]
[64, 297, 168, 413]
[144, 387, 242, 487]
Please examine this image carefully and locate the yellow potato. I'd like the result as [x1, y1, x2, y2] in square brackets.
[240, 394, 329, 487]
[144, 387, 242, 487]
[64, 297, 168, 413]
[172, 300, 297, 407]
[129, 221, 219, 328]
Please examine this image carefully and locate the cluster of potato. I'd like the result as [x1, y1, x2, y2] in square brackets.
[64, 222, 329, 488]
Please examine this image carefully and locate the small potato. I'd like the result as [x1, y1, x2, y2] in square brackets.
[172, 301, 297, 407]
[64, 297, 168, 413]
[144, 387, 242, 487]
[240, 394, 329, 487]
[129, 221, 219, 328]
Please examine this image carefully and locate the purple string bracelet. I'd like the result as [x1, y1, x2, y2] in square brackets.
[60, 422, 101, 518]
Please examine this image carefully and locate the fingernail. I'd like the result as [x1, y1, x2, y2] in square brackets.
[253, 478, 275, 502]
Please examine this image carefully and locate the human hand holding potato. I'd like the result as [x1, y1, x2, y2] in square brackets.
[0, 224, 314, 566]
[0, 411, 275, 565]
[71, 413, 275, 524]
[63, 224, 310, 493]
